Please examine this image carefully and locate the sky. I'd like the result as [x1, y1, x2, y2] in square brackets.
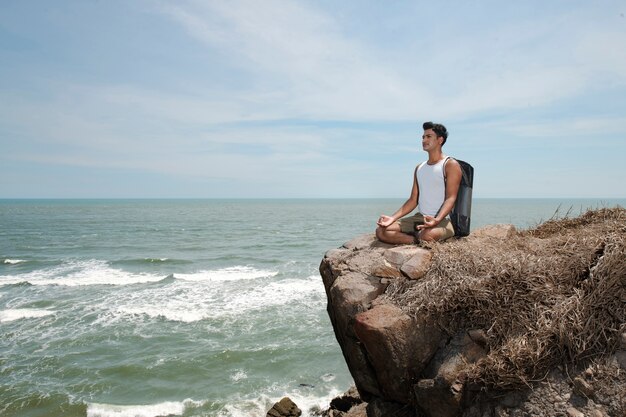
[1, 0, 625, 199]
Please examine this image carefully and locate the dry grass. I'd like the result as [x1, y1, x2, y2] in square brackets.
[384, 207, 626, 389]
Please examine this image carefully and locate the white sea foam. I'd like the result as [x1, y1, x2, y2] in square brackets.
[175, 266, 277, 282]
[220, 388, 343, 417]
[107, 273, 323, 324]
[1, 262, 279, 288]
[0, 308, 56, 323]
[86, 399, 201, 417]
[0, 259, 165, 287]
[230, 369, 248, 382]
[116, 304, 207, 323]
[3, 259, 26, 265]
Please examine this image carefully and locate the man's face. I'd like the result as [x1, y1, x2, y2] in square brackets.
[422, 129, 442, 151]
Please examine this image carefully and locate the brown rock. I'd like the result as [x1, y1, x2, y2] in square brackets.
[383, 245, 424, 266]
[329, 272, 386, 336]
[400, 248, 432, 279]
[467, 329, 489, 348]
[320, 210, 626, 417]
[414, 332, 487, 417]
[413, 378, 460, 417]
[266, 397, 301, 417]
[566, 407, 584, 417]
[371, 259, 404, 278]
[326, 271, 386, 397]
[353, 304, 442, 402]
[344, 233, 392, 250]
[344, 402, 368, 417]
[573, 376, 594, 398]
[342, 250, 382, 275]
[329, 386, 363, 412]
[320, 248, 351, 292]
[366, 398, 415, 417]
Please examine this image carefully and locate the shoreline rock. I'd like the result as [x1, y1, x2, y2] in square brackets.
[318, 208, 626, 417]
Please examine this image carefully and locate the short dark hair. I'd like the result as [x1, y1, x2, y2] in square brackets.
[423, 121, 448, 145]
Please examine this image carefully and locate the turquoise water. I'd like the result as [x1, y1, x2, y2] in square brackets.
[1, 198, 624, 417]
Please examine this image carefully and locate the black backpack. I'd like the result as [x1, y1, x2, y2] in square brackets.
[444, 157, 474, 237]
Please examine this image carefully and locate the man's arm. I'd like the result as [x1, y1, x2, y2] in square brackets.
[417, 158, 462, 229]
[377, 166, 419, 227]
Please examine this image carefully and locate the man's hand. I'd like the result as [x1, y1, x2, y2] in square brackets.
[416, 215, 440, 230]
[377, 215, 395, 227]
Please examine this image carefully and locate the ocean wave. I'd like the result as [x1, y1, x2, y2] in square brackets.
[0, 259, 167, 287]
[0, 262, 278, 287]
[111, 258, 192, 267]
[86, 399, 202, 417]
[3, 259, 27, 265]
[175, 266, 278, 282]
[0, 308, 56, 323]
[105, 273, 324, 324]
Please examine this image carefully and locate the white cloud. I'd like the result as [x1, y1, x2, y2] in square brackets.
[482, 115, 626, 138]
[157, 0, 429, 120]
[153, 0, 626, 124]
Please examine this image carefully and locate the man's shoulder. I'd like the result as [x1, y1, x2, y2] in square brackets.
[444, 156, 461, 167]
[443, 157, 462, 181]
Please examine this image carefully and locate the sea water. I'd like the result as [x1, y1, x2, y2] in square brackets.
[1, 198, 623, 417]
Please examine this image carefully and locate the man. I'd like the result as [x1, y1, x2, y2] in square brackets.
[376, 121, 462, 244]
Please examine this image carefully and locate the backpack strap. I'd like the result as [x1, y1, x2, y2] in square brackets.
[442, 156, 452, 181]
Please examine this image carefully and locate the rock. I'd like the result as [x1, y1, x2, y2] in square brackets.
[344, 250, 387, 276]
[319, 209, 626, 417]
[399, 248, 432, 279]
[467, 329, 489, 348]
[321, 248, 351, 291]
[383, 245, 424, 266]
[343, 233, 390, 250]
[366, 398, 415, 417]
[326, 271, 386, 398]
[415, 332, 487, 417]
[566, 407, 584, 417]
[371, 259, 404, 278]
[329, 386, 362, 413]
[344, 402, 367, 417]
[414, 378, 461, 417]
[329, 272, 386, 335]
[573, 376, 594, 398]
[266, 397, 301, 417]
[353, 303, 442, 402]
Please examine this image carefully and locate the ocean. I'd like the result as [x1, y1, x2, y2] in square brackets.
[1, 198, 624, 417]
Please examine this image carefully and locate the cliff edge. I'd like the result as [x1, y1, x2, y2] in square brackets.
[319, 208, 625, 417]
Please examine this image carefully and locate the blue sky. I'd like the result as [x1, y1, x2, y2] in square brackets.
[1, 0, 625, 198]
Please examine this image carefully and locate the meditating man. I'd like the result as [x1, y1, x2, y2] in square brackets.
[376, 121, 462, 244]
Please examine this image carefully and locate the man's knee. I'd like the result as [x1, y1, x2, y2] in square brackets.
[375, 226, 386, 241]
[418, 228, 442, 242]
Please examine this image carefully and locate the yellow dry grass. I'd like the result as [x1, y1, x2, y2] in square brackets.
[385, 207, 626, 389]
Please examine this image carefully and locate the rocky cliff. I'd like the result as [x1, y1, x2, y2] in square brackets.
[319, 208, 625, 417]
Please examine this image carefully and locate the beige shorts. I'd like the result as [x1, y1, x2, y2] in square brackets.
[398, 212, 455, 241]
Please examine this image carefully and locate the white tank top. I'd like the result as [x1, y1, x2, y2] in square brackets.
[416, 158, 447, 217]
